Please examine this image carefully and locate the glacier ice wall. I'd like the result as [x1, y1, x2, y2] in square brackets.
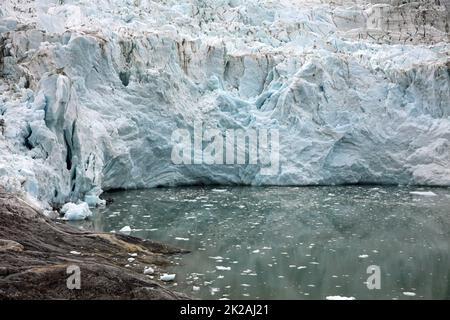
[0, 0, 449, 206]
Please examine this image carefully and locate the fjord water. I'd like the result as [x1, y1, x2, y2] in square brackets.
[71, 186, 450, 300]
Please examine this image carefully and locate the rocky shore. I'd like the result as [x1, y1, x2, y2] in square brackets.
[0, 188, 189, 300]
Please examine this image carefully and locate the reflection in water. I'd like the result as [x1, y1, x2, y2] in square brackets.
[70, 186, 450, 300]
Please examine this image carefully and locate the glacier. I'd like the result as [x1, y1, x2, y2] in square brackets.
[0, 0, 449, 208]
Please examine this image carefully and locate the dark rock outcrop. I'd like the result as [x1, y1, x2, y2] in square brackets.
[0, 188, 189, 300]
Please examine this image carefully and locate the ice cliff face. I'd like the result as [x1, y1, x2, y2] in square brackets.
[0, 0, 449, 207]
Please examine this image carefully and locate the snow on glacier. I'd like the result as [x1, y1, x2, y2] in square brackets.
[0, 0, 449, 208]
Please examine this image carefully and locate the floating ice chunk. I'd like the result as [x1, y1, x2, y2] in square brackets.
[160, 274, 176, 282]
[84, 195, 105, 207]
[144, 266, 155, 275]
[409, 191, 437, 197]
[358, 254, 369, 259]
[129, 253, 138, 257]
[175, 237, 189, 241]
[127, 257, 135, 263]
[403, 292, 416, 297]
[252, 249, 260, 253]
[61, 202, 92, 221]
[70, 251, 81, 255]
[209, 256, 224, 260]
[216, 266, 231, 271]
[297, 266, 307, 270]
[326, 296, 356, 300]
[212, 189, 227, 193]
[193, 286, 200, 291]
[119, 226, 132, 234]
[84, 187, 106, 207]
[210, 288, 220, 295]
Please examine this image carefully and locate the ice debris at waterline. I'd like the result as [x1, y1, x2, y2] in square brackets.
[60, 202, 92, 221]
[84, 186, 107, 207]
[119, 226, 132, 234]
[326, 296, 356, 301]
[409, 191, 438, 197]
[144, 266, 155, 275]
[160, 274, 176, 282]
[0, 0, 450, 207]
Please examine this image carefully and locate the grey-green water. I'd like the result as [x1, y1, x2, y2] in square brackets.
[70, 186, 450, 300]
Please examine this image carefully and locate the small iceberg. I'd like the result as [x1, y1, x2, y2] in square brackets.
[212, 189, 227, 193]
[403, 292, 416, 297]
[144, 266, 155, 275]
[175, 237, 189, 241]
[160, 274, 176, 282]
[61, 202, 92, 221]
[119, 226, 132, 234]
[216, 266, 231, 271]
[409, 191, 437, 197]
[326, 296, 356, 300]
[84, 186, 106, 207]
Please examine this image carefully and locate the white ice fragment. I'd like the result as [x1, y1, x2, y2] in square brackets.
[160, 274, 176, 282]
[358, 254, 369, 259]
[326, 296, 356, 300]
[193, 286, 200, 291]
[61, 202, 92, 221]
[209, 256, 224, 260]
[216, 266, 231, 271]
[127, 257, 135, 263]
[119, 226, 132, 233]
[409, 191, 437, 197]
[43, 210, 59, 219]
[210, 288, 220, 295]
[175, 237, 190, 241]
[403, 292, 416, 297]
[144, 266, 155, 275]
[70, 251, 81, 255]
